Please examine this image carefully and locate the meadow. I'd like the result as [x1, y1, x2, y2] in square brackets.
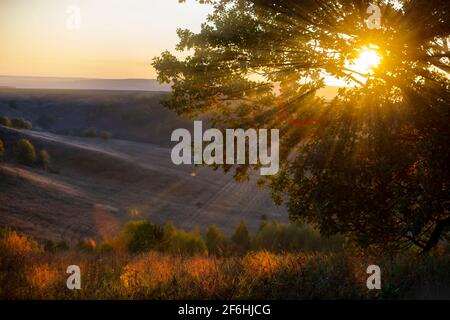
[1, 223, 449, 300]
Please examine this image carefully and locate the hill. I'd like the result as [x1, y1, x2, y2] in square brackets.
[0, 89, 287, 243]
[0, 76, 170, 92]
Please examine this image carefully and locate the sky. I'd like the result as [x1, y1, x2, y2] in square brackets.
[0, 0, 212, 79]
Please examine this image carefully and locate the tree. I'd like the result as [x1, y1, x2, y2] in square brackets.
[14, 139, 36, 166]
[120, 220, 164, 253]
[37, 149, 51, 170]
[205, 225, 228, 255]
[154, 0, 450, 252]
[11, 118, 32, 130]
[232, 220, 250, 252]
[0, 116, 11, 127]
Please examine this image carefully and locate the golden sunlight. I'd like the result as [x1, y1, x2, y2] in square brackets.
[349, 48, 382, 75]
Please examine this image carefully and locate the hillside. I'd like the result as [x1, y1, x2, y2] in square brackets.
[0, 88, 189, 147]
[0, 90, 287, 243]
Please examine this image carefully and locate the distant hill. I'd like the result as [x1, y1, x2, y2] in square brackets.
[0, 75, 171, 92]
[0, 89, 187, 147]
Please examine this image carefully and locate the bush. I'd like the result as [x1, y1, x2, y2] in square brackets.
[37, 149, 51, 169]
[99, 131, 112, 140]
[205, 225, 228, 256]
[251, 222, 344, 253]
[82, 127, 98, 138]
[117, 221, 164, 253]
[0, 138, 4, 161]
[14, 139, 36, 165]
[0, 116, 11, 127]
[163, 225, 207, 256]
[169, 230, 207, 256]
[232, 220, 251, 253]
[0, 228, 41, 255]
[11, 117, 32, 130]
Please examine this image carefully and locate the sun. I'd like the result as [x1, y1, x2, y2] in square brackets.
[349, 48, 382, 75]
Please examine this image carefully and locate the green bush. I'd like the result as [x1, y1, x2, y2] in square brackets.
[205, 225, 228, 256]
[120, 221, 164, 253]
[37, 149, 51, 169]
[251, 222, 344, 253]
[11, 118, 32, 130]
[163, 225, 207, 256]
[14, 139, 36, 165]
[0, 116, 11, 127]
[0, 138, 4, 161]
[82, 127, 98, 138]
[232, 220, 251, 253]
[99, 131, 112, 140]
[169, 230, 207, 256]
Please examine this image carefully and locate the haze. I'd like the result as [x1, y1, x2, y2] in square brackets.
[0, 0, 212, 79]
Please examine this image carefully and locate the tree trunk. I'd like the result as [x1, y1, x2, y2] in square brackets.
[423, 217, 450, 253]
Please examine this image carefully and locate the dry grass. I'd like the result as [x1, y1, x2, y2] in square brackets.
[1, 230, 449, 300]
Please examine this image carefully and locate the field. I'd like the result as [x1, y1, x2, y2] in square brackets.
[0, 88, 287, 244]
[1, 227, 449, 300]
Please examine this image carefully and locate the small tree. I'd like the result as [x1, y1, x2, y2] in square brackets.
[99, 131, 112, 140]
[82, 127, 97, 138]
[14, 139, 36, 166]
[205, 225, 228, 256]
[37, 149, 51, 169]
[0, 116, 11, 127]
[120, 220, 164, 253]
[232, 220, 250, 253]
[11, 118, 32, 130]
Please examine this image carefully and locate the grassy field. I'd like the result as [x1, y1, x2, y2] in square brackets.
[1, 227, 449, 300]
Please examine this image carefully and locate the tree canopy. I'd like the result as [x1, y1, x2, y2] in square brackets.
[153, 0, 450, 252]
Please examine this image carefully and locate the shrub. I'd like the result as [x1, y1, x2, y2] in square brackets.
[0, 138, 4, 161]
[164, 226, 207, 256]
[14, 139, 36, 165]
[37, 149, 51, 169]
[0, 116, 11, 127]
[99, 131, 112, 140]
[251, 222, 344, 253]
[11, 117, 32, 130]
[205, 225, 228, 256]
[82, 127, 98, 138]
[0, 228, 41, 255]
[117, 221, 164, 253]
[232, 220, 251, 253]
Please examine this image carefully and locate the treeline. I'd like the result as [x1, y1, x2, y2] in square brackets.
[72, 219, 345, 256]
[0, 116, 50, 169]
[0, 116, 32, 130]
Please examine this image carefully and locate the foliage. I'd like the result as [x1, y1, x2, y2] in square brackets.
[1, 227, 449, 299]
[37, 149, 51, 169]
[205, 225, 228, 255]
[0, 116, 12, 127]
[99, 131, 113, 140]
[117, 221, 164, 253]
[231, 220, 251, 253]
[153, 0, 450, 252]
[163, 225, 208, 256]
[252, 222, 344, 252]
[11, 117, 32, 129]
[82, 127, 98, 138]
[14, 139, 37, 166]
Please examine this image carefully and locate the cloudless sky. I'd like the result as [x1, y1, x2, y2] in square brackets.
[0, 0, 212, 79]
